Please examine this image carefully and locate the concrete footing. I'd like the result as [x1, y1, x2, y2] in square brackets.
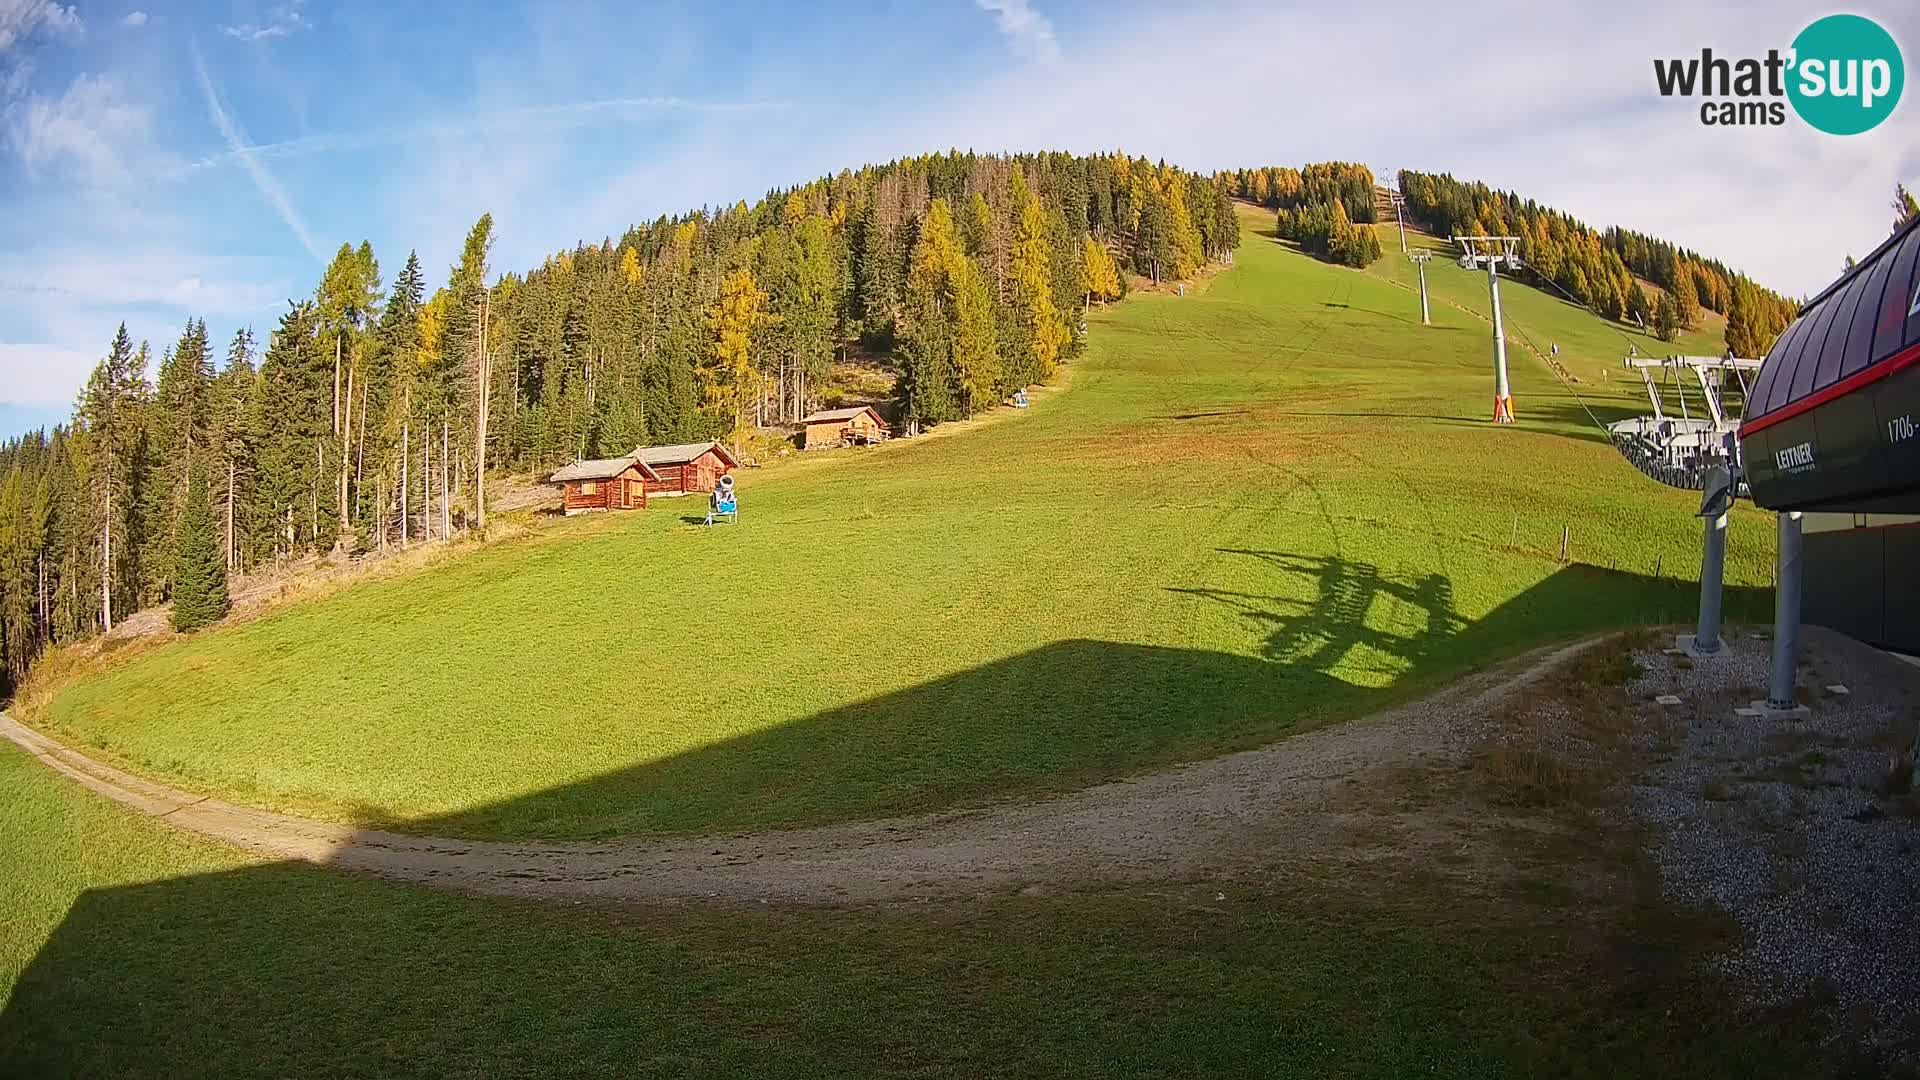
[1737, 700, 1813, 721]
[1674, 633, 1725, 659]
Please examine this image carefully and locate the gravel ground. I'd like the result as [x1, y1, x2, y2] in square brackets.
[1626, 626, 1920, 1054]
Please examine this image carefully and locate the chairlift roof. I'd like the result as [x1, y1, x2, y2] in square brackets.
[1738, 212, 1920, 513]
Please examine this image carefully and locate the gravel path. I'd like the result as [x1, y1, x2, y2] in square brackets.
[0, 638, 1590, 906]
[1625, 626, 1920, 1048]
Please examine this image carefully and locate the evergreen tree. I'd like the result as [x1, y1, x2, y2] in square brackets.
[897, 198, 965, 427]
[1009, 171, 1068, 387]
[1672, 265, 1702, 330]
[1725, 276, 1790, 358]
[75, 325, 146, 631]
[1895, 183, 1919, 234]
[168, 458, 228, 632]
[1082, 237, 1122, 304]
[1626, 284, 1653, 328]
[209, 328, 257, 572]
[1654, 290, 1681, 342]
[140, 319, 213, 600]
[704, 268, 766, 455]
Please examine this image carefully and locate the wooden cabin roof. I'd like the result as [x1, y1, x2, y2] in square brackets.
[630, 440, 740, 468]
[549, 455, 660, 483]
[803, 405, 885, 425]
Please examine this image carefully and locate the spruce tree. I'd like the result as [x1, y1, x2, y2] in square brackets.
[169, 459, 228, 632]
[1654, 291, 1681, 342]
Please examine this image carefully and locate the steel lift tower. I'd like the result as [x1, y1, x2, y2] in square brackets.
[1387, 190, 1408, 253]
[1408, 249, 1433, 325]
[1451, 235, 1523, 423]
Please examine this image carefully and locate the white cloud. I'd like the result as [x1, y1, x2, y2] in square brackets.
[221, 1, 308, 43]
[191, 47, 324, 262]
[0, 249, 288, 316]
[0, 248, 291, 407]
[121, 10, 147, 29]
[0, 1, 82, 52]
[974, 0, 1060, 63]
[185, 96, 793, 171]
[4, 72, 153, 186]
[1, 0, 83, 107]
[0, 341, 97, 405]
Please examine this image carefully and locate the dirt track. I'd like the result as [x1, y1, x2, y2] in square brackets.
[0, 640, 1591, 905]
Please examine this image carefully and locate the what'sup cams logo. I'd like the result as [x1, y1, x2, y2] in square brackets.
[1654, 14, 1903, 133]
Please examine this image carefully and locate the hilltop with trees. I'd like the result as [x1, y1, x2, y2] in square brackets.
[1395, 170, 1800, 355]
[1222, 163, 1384, 267]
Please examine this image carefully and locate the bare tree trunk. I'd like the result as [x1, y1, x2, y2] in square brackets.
[355, 377, 367, 521]
[401, 420, 410, 547]
[441, 419, 450, 538]
[101, 460, 112, 633]
[473, 291, 490, 531]
[226, 459, 235, 572]
[333, 336, 342, 437]
[311, 443, 321, 548]
[423, 416, 432, 541]
[339, 353, 355, 534]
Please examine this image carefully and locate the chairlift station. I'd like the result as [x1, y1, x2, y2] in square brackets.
[1608, 210, 1920, 698]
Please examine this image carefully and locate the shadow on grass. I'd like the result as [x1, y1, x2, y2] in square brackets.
[1419, 399, 1642, 447]
[387, 559, 1756, 839]
[0, 560, 1782, 1076]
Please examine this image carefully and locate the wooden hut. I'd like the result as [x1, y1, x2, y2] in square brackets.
[549, 455, 659, 515]
[632, 441, 739, 495]
[802, 405, 889, 449]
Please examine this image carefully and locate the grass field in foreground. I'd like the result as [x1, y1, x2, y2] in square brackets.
[30, 207, 1779, 839]
[0, 736, 1841, 1078]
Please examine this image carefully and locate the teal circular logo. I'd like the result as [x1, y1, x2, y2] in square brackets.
[1788, 14, 1903, 135]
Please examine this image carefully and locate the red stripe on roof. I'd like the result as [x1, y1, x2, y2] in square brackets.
[1739, 339, 1920, 438]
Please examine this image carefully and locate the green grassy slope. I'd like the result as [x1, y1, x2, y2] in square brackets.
[32, 207, 1777, 839]
[1364, 220, 1734, 410]
[0, 738, 1838, 1078]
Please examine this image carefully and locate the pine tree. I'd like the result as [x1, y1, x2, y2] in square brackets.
[897, 198, 964, 427]
[1655, 290, 1681, 342]
[168, 458, 227, 632]
[705, 268, 766, 455]
[1626, 284, 1653, 328]
[1895, 183, 1919, 234]
[1009, 171, 1068, 387]
[1082, 237, 1122, 303]
[140, 319, 214, 600]
[1672, 264, 1702, 330]
[1163, 172, 1203, 278]
[76, 325, 146, 631]
[209, 328, 256, 573]
[952, 257, 1002, 412]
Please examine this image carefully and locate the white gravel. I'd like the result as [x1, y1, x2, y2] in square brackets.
[1624, 626, 1920, 1053]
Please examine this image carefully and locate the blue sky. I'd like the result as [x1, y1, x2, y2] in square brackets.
[1, 0, 1915, 439]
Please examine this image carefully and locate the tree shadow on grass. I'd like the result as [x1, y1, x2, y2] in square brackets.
[0, 557, 1784, 1075]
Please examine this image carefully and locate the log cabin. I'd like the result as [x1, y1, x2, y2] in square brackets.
[802, 405, 889, 449]
[549, 455, 659, 515]
[632, 441, 739, 495]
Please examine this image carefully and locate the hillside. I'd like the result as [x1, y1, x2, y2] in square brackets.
[24, 204, 1777, 841]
